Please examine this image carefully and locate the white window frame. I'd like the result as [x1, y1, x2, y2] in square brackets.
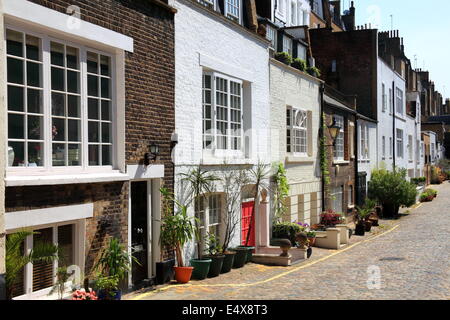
[396, 87, 404, 115]
[266, 24, 277, 49]
[382, 136, 386, 159]
[382, 83, 386, 112]
[276, 0, 288, 21]
[389, 88, 393, 114]
[224, 0, 242, 24]
[359, 122, 369, 161]
[408, 135, 413, 162]
[4, 24, 119, 176]
[8, 220, 84, 300]
[389, 137, 393, 159]
[331, 186, 343, 213]
[202, 71, 244, 156]
[333, 115, 344, 161]
[195, 193, 224, 252]
[286, 107, 308, 157]
[283, 35, 293, 56]
[396, 129, 404, 158]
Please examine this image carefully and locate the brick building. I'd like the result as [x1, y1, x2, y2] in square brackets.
[1, 0, 175, 298]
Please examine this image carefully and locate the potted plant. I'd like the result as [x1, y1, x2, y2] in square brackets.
[307, 66, 321, 77]
[202, 233, 225, 278]
[95, 275, 120, 300]
[94, 237, 138, 300]
[306, 231, 317, 247]
[292, 58, 307, 72]
[159, 188, 197, 284]
[320, 210, 344, 228]
[355, 203, 373, 236]
[274, 51, 293, 65]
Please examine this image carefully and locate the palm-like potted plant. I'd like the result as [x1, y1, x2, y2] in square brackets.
[5, 230, 59, 300]
[355, 204, 372, 236]
[94, 237, 138, 300]
[159, 188, 197, 284]
[202, 233, 225, 278]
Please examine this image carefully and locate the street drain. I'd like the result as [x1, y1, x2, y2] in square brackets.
[379, 257, 405, 261]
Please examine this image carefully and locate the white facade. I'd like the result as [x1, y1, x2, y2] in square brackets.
[273, 0, 311, 26]
[406, 92, 423, 178]
[170, 0, 271, 260]
[357, 118, 377, 188]
[269, 59, 322, 225]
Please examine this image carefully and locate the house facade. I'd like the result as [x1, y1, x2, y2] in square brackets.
[2, 0, 175, 298]
[269, 58, 322, 226]
[169, 0, 271, 260]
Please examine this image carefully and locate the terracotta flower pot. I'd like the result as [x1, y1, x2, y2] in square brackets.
[307, 237, 316, 247]
[173, 266, 194, 284]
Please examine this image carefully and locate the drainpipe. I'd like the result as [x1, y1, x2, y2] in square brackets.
[320, 83, 325, 212]
[392, 80, 396, 169]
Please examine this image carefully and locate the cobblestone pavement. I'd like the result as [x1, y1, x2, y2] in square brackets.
[127, 182, 450, 300]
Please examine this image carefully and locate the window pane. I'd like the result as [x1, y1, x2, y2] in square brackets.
[26, 35, 41, 61]
[28, 115, 43, 140]
[87, 52, 98, 74]
[50, 42, 64, 66]
[67, 70, 80, 93]
[101, 78, 110, 98]
[27, 62, 42, 87]
[8, 142, 25, 167]
[33, 228, 54, 292]
[8, 86, 24, 112]
[7, 58, 24, 84]
[101, 123, 111, 143]
[28, 89, 43, 114]
[8, 114, 24, 139]
[89, 145, 100, 165]
[102, 145, 112, 165]
[68, 144, 81, 166]
[68, 95, 80, 118]
[52, 118, 65, 141]
[58, 225, 74, 267]
[66, 46, 79, 70]
[51, 67, 64, 91]
[88, 75, 99, 96]
[52, 143, 66, 166]
[51, 93, 65, 116]
[101, 100, 111, 120]
[88, 121, 99, 142]
[6, 29, 23, 57]
[100, 55, 110, 76]
[68, 119, 80, 142]
[28, 142, 43, 167]
[88, 98, 99, 119]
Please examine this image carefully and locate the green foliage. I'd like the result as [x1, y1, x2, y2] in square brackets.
[5, 230, 59, 300]
[49, 267, 73, 300]
[274, 51, 293, 65]
[159, 187, 197, 267]
[430, 166, 443, 184]
[368, 168, 418, 216]
[272, 162, 290, 223]
[320, 114, 331, 187]
[355, 198, 376, 223]
[204, 232, 222, 256]
[94, 275, 119, 299]
[306, 231, 317, 238]
[291, 58, 307, 72]
[411, 177, 426, 185]
[272, 222, 303, 246]
[94, 237, 138, 282]
[307, 66, 321, 77]
[420, 188, 438, 202]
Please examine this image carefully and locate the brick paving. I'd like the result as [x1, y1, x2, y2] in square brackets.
[126, 182, 450, 300]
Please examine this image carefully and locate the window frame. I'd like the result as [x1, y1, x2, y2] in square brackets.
[4, 24, 118, 175]
[333, 115, 345, 161]
[282, 35, 293, 56]
[224, 0, 242, 24]
[286, 107, 308, 157]
[195, 193, 224, 253]
[202, 71, 244, 156]
[382, 83, 386, 112]
[396, 129, 404, 158]
[396, 87, 404, 115]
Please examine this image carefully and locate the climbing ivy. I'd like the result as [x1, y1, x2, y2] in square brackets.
[272, 162, 290, 223]
[320, 114, 331, 187]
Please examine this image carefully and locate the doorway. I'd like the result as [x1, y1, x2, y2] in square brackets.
[241, 201, 255, 246]
[130, 181, 149, 287]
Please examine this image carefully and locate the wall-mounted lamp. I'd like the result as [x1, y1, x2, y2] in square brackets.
[144, 143, 160, 166]
[327, 117, 341, 146]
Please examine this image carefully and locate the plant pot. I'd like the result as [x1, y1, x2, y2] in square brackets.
[190, 258, 212, 280]
[203, 255, 225, 278]
[365, 221, 372, 232]
[98, 289, 122, 300]
[307, 247, 312, 259]
[173, 266, 194, 284]
[355, 223, 365, 236]
[237, 245, 255, 263]
[156, 259, 175, 285]
[348, 228, 353, 238]
[307, 237, 316, 247]
[230, 247, 248, 268]
[221, 251, 236, 274]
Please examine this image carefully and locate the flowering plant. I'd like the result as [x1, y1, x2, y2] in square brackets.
[320, 210, 344, 227]
[72, 288, 98, 300]
[295, 222, 309, 232]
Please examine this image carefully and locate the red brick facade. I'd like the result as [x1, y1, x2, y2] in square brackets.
[5, 0, 175, 278]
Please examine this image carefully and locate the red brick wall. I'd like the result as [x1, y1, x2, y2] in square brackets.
[5, 0, 175, 275]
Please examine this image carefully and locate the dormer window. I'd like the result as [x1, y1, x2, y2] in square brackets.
[225, 0, 241, 23]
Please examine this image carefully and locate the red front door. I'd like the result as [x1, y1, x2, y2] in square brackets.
[241, 201, 255, 246]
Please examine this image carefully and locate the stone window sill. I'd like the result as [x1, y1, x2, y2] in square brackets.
[333, 160, 350, 165]
[285, 156, 315, 164]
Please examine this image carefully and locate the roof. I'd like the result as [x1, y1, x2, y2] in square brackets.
[324, 94, 356, 115]
[426, 115, 450, 125]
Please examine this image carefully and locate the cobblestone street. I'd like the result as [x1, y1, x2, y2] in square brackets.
[127, 182, 450, 300]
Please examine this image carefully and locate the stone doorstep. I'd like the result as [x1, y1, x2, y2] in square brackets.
[253, 246, 307, 266]
[251, 254, 291, 267]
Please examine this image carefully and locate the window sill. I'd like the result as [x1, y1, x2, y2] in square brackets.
[5, 171, 130, 187]
[285, 156, 315, 164]
[333, 160, 350, 165]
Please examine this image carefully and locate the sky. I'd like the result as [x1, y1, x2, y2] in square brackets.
[343, 0, 450, 100]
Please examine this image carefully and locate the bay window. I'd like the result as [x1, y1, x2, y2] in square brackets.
[202, 72, 243, 152]
[333, 115, 344, 160]
[6, 27, 115, 171]
[225, 0, 241, 23]
[283, 35, 293, 56]
[286, 107, 308, 156]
